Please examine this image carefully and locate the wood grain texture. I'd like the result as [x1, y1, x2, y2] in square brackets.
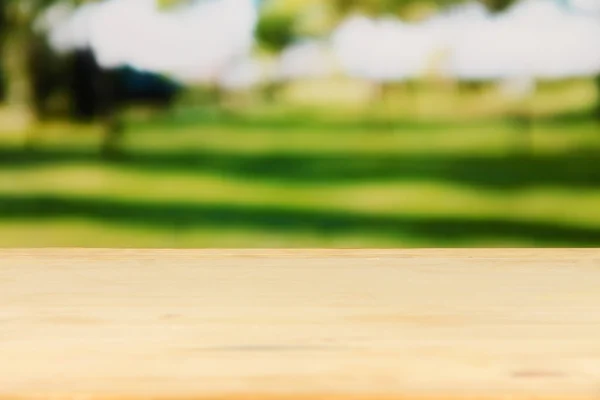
[1, 249, 600, 400]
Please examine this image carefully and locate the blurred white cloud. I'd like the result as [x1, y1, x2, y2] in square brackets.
[446, 0, 600, 80]
[40, 0, 261, 84]
[37, 0, 600, 87]
[274, 40, 337, 81]
[331, 0, 600, 82]
[218, 56, 274, 90]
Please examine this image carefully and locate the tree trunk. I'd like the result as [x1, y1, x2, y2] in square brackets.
[0, 71, 5, 102]
[0, 4, 35, 134]
[2, 29, 32, 107]
[0, 2, 9, 103]
[263, 81, 283, 103]
[595, 73, 600, 121]
[0, 3, 6, 102]
[97, 69, 125, 158]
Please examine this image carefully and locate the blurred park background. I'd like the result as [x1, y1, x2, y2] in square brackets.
[0, 0, 599, 248]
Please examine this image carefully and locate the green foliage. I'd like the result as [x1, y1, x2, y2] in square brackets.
[329, 0, 520, 18]
[479, 0, 516, 12]
[255, 12, 296, 53]
[156, 0, 195, 11]
[331, 0, 449, 16]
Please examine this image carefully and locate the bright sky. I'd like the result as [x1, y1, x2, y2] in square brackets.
[39, 0, 600, 86]
[332, 0, 600, 81]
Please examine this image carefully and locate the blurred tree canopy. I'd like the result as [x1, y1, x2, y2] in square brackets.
[251, 0, 525, 57]
[1, 0, 599, 121]
[255, 0, 522, 48]
[329, 0, 522, 19]
[255, 12, 296, 53]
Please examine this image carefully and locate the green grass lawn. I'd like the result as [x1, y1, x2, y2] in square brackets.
[1, 100, 599, 247]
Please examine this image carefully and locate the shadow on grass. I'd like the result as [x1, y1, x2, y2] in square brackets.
[0, 194, 599, 246]
[138, 106, 598, 133]
[136, 110, 450, 134]
[2, 146, 600, 189]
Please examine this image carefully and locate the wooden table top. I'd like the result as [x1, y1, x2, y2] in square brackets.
[1, 249, 600, 400]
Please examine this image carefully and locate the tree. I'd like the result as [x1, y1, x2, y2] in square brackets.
[327, 0, 525, 22]
[255, 13, 296, 53]
[0, 0, 120, 116]
[0, 0, 182, 156]
[0, 3, 6, 102]
[0, 0, 72, 116]
[589, 23, 600, 121]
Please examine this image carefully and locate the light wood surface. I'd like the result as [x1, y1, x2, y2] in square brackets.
[1, 249, 600, 400]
